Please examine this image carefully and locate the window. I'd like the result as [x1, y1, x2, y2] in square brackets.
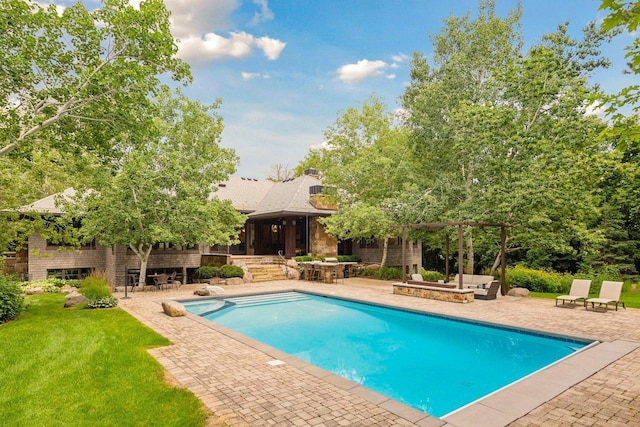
[358, 238, 379, 249]
[47, 268, 93, 280]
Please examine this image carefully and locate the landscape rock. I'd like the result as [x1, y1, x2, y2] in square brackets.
[243, 271, 254, 283]
[225, 277, 244, 286]
[161, 300, 187, 317]
[194, 285, 225, 296]
[64, 291, 89, 307]
[508, 287, 530, 297]
[25, 287, 44, 295]
[284, 266, 300, 280]
[61, 286, 78, 294]
[286, 259, 298, 268]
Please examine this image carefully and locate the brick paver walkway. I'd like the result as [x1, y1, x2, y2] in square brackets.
[117, 279, 640, 426]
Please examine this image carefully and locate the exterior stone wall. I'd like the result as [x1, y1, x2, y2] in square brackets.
[309, 217, 337, 257]
[393, 283, 475, 303]
[27, 232, 108, 281]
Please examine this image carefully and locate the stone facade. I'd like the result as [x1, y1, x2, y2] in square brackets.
[392, 283, 475, 303]
[352, 239, 422, 271]
[309, 217, 337, 257]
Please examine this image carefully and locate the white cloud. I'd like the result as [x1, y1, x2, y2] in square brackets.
[386, 74, 396, 79]
[242, 72, 269, 80]
[584, 102, 606, 117]
[165, 0, 238, 38]
[392, 53, 410, 63]
[390, 63, 399, 69]
[254, 36, 286, 60]
[337, 59, 388, 83]
[250, 0, 274, 26]
[178, 31, 285, 63]
[164, 0, 285, 64]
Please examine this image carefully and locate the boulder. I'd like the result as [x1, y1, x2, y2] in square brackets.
[61, 286, 78, 294]
[194, 285, 225, 296]
[226, 277, 244, 286]
[64, 291, 89, 307]
[161, 300, 187, 317]
[232, 259, 246, 268]
[508, 287, 531, 297]
[286, 259, 298, 268]
[243, 271, 254, 283]
[284, 266, 300, 280]
[25, 287, 44, 295]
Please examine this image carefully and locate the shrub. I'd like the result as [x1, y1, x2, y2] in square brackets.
[86, 296, 119, 309]
[376, 267, 402, 280]
[337, 255, 361, 262]
[295, 255, 314, 262]
[19, 279, 63, 293]
[218, 264, 244, 278]
[79, 276, 112, 300]
[194, 266, 219, 281]
[505, 266, 571, 293]
[0, 277, 26, 323]
[420, 269, 445, 281]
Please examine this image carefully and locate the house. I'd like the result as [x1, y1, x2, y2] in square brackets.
[4, 170, 422, 285]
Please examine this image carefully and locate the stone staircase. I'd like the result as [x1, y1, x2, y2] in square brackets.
[246, 264, 288, 282]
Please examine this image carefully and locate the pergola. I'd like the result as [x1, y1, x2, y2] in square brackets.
[400, 221, 510, 292]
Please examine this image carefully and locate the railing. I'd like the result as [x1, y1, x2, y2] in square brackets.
[277, 250, 289, 279]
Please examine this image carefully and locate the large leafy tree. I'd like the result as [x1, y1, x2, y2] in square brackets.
[0, 0, 190, 159]
[402, 0, 612, 273]
[317, 96, 420, 267]
[0, 0, 190, 252]
[62, 89, 246, 281]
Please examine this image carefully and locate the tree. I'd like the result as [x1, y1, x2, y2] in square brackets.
[0, 0, 190, 158]
[402, 0, 612, 274]
[317, 96, 419, 267]
[61, 88, 246, 282]
[267, 163, 294, 181]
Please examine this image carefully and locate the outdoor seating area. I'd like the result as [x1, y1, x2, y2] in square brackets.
[301, 261, 345, 284]
[555, 279, 626, 311]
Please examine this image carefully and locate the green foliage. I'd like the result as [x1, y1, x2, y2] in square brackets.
[218, 264, 244, 278]
[506, 266, 571, 293]
[0, 293, 207, 425]
[78, 276, 112, 301]
[295, 255, 314, 262]
[375, 267, 403, 280]
[0, 276, 25, 323]
[421, 269, 446, 281]
[194, 266, 219, 280]
[336, 255, 361, 262]
[85, 296, 118, 309]
[19, 278, 72, 293]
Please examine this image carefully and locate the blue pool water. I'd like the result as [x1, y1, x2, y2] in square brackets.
[183, 292, 590, 417]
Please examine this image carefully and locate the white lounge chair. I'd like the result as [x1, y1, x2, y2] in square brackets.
[556, 279, 591, 306]
[585, 281, 625, 311]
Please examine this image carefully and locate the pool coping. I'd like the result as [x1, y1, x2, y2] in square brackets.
[179, 289, 640, 427]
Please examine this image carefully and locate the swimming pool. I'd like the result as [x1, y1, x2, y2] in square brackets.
[182, 291, 592, 418]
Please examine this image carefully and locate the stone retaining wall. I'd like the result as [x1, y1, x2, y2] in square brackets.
[392, 282, 475, 303]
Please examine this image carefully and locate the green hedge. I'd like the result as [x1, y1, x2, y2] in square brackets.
[194, 266, 219, 280]
[504, 266, 627, 294]
[218, 264, 244, 278]
[420, 269, 446, 281]
[0, 277, 25, 324]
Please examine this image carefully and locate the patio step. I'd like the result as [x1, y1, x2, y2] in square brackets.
[247, 264, 288, 282]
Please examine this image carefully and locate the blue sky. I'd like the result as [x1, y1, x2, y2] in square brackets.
[70, 1, 636, 178]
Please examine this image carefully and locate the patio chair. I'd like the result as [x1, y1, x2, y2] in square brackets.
[556, 279, 592, 307]
[167, 271, 178, 289]
[474, 281, 501, 300]
[153, 273, 169, 291]
[585, 281, 625, 311]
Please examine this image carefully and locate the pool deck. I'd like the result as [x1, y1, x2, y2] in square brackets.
[117, 278, 640, 426]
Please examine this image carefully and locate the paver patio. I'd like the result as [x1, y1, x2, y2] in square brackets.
[117, 278, 640, 427]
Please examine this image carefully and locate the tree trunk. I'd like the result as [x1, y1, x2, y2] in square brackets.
[380, 238, 389, 268]
[130, 243, 153, 290]
[465, 230, 474, 274]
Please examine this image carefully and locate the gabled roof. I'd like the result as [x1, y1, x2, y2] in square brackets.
[18, 188, 76, 215]
[212, 174, 334, 218]
[22, 175, 335, 218]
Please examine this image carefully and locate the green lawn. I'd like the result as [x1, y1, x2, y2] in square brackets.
[0, 293, 210, 427]
[531, 289, 640, 308]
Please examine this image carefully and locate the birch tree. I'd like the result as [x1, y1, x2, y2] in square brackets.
[62, 89, 245, 282]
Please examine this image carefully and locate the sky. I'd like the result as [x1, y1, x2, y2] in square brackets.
[57, 0, 637, 179]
